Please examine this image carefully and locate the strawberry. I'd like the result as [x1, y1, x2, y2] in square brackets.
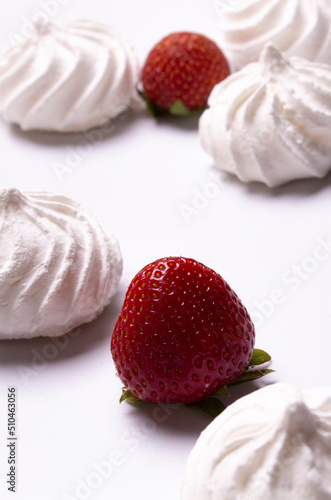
[111, 256, 256, 405]
[140, 32, 230, 116]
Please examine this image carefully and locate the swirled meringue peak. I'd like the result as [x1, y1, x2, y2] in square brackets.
[181, 383, 331, 500]
[217, 0, 331, 70]
[199, 43, 331, 187]
[0, 18, 139, 132]
[0, 188, 123, 339]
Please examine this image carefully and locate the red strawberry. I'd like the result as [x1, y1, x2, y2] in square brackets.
[111, 256, 255, 405]
[141, 32, 230, 115]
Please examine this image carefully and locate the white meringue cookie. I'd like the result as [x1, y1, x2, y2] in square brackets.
[199, 43, 331, 187]
[217, 0, 331, 70]
[0, 188, 123, 339]
[0, 19, 139, 132]
[181, 383, 331, 500]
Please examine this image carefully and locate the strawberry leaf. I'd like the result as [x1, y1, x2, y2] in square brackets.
[136, 87, 207, 118]
[249, 348, 272, 366]
[214, 386, 230, 396]
[228, 368, 275, 386]
[136, 87, 168, 117]
[120, 388, 144, 405]
[186, 397, 226, 419]
[169, 100, 191, 116]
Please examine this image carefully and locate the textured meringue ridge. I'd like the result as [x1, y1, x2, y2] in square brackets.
[218, 0, 331, 69]
[199, 44, 331, 187]
[181, 383, 331, 500]
[0, 188, 123, 339]
[0, 19, 139, 132]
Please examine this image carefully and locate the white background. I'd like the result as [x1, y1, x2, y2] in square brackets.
[0, 1, 331, 499]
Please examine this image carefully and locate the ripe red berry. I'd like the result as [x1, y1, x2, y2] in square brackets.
[141, 32, 230, 114]
[111, 257, 255, 404]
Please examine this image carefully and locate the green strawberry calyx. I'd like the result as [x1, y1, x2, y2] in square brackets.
[118, 348, 274, 418]
[137, 87, 206, 118]
[169, 100, 191, 116]
[137, 87, 168, 117]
